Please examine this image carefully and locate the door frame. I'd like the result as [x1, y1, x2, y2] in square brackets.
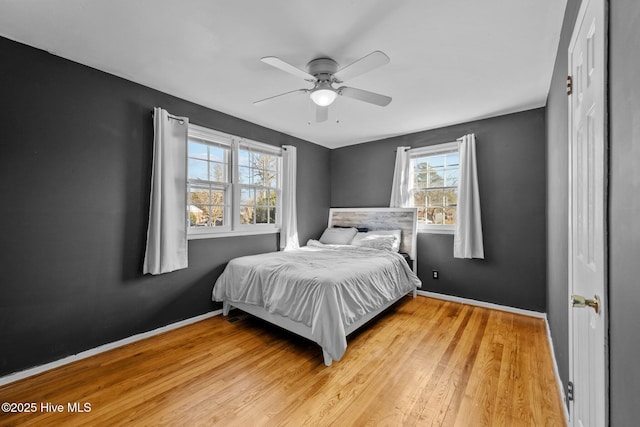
[566, 0, 609, 424]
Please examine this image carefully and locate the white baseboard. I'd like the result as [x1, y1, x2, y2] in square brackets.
[0, 309, 223, 387]
[545, 318, 571, 425]
[416, 290, 546, 318]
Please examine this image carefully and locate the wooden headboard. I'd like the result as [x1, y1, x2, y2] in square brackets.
[328, 207, 418, 261]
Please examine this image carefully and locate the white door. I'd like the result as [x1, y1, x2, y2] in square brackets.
[568, 0, 607, 425]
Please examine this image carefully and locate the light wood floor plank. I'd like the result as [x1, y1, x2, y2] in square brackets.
[0, 297, 566, 426]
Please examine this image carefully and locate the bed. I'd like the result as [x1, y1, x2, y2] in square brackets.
[211, 207, 422, 366]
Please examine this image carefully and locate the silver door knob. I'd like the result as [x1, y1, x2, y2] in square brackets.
[571, 294, 600, 314]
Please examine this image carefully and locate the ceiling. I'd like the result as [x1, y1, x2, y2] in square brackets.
[0, 0, 567, 149]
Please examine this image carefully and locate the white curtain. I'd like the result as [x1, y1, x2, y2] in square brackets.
[281, 145, 299, 250]
[454, 133, 484, 259]
[143, 107, 189, 274]
[390, 146, 411, 207]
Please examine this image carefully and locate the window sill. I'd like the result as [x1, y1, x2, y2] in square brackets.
[188, 228, 280, 240]
[417, 227, 455, 235]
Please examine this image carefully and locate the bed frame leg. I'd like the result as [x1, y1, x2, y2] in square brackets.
[322, 349, 333, 366]
[222, 300, 230, 316]
[413, 288, 417, 298]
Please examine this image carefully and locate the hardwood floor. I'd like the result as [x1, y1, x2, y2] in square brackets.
[0, 297, 566, 426]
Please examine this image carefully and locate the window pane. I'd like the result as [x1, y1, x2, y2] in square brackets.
[444, 207, 456, 225]
[257, 189, 269, 206]
[238, 149, 250, 167]
[411, 190, 426, 207]
[426, 155, 444, 168]
[269, 207, 276, 224]
[427, 207, 444, 224]
[189, 204, 208, 226]
[198, 205, 215, 227]
[265, 155, 278, 171]
[255, 206, 268, 224]
[444, 188, 458, 207]
[444, 168, 458, 187]
[252, 168, 264, 186]
[188, 186, 210, 205]
[261, 169, 277, 188]
[210, 189, 225, 206]
[413, 160, 429, 173]
[238, 166, 251, 184]
[415, 172, 428, 187]
[446, 153, 459, 167]
[187, 184, 228, 228]
[416, 207, 427, 224]
[251, 152, 263, 168]
[241, 206, 254, 224]
[241, 188, 255, 205]
[268, 190, 277, 207]
[210, 205, 225, 226]
[426, 189, 444, 207]
[209, 162, 227, 182]
[188, 140, 208, 160]
[428, 168, 444, 187]
[209, 146, 226, 162]
[188, 159, 209, 181]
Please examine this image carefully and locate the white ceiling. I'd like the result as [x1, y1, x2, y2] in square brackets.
[0, 0, 566, 149]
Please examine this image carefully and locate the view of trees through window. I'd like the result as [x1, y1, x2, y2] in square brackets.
[239, 147, 279, 225]
[186, 136, 280, 229]
[410, 151, 459, 225]
[187, 138, 229, 228]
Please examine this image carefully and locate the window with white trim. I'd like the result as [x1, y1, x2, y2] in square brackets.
[187, 124, 282, 238]
[408, 142, 459, 233]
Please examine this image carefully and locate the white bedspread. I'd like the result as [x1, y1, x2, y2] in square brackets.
[212, 243, 422, 362]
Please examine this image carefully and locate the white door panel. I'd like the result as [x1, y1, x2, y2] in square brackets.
[568, 0, 607, 425]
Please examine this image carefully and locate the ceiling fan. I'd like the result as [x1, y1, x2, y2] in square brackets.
[253, 51, 392, 122]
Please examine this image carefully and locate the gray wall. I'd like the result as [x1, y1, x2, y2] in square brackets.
[0, 37, 331, 376]
[331, 108, 547, 312]
[547, 0, 640, 424]
[607, 0, 640, 425]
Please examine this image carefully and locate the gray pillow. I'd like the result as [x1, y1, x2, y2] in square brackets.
[318, 227, 358, 245]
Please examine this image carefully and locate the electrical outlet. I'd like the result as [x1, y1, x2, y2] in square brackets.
[432, 270, 439, 279]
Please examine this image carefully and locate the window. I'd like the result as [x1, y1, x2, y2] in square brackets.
[238, 141, 280, 226]
[408, 142, 459, 233]
[187, 124, 282, 238]
[187, 127, 232, 231]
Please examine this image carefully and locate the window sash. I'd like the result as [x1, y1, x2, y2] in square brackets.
[188, 182, 232, 231]
[408, 142, 459, 233]
[232, 141, 282, 230]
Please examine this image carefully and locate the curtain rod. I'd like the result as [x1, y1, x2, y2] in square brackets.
[394, 135, 471, 152]
[151, 111, 186, 124]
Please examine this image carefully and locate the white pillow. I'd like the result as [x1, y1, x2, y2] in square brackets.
[351, 229, 402, 252]
[318, 227, 358, 245]
[351, 235, 396, 251]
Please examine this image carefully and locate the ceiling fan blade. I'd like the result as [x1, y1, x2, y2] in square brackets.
[333, 51, 390, 82]
[261, 56, 315, 81]
[253, 89, 308, 106]
[316, 105, 328, 123]
[338, 86, 392, 107]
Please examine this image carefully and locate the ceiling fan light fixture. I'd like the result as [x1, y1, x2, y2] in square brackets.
[310, 86, 337, 106]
